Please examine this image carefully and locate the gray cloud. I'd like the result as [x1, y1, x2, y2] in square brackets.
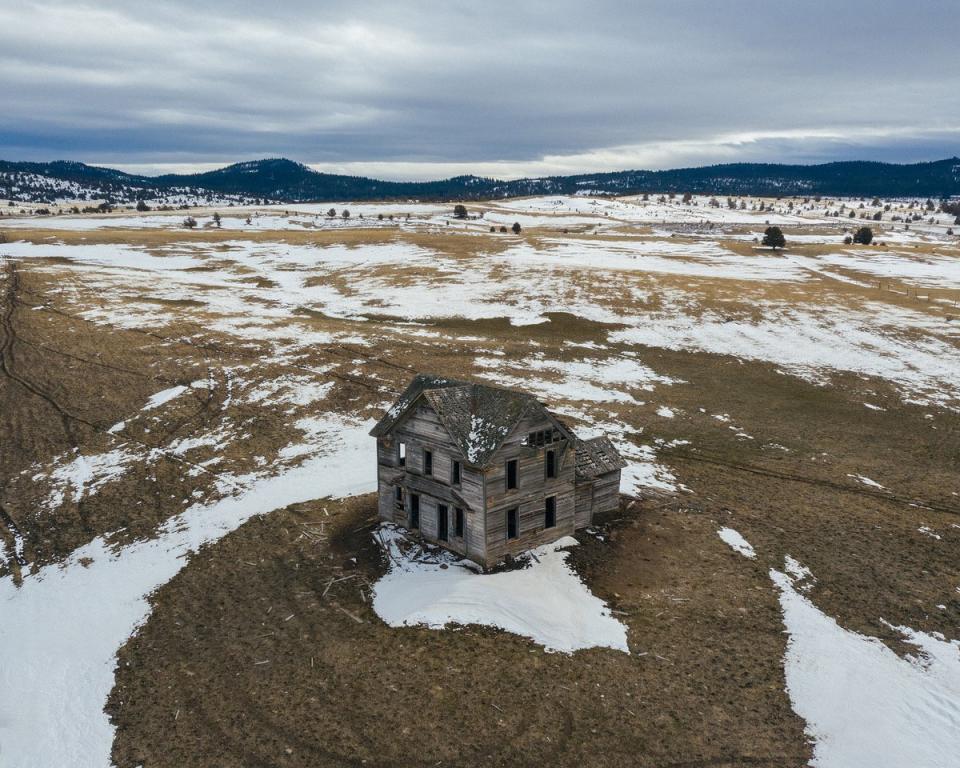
[1, 0, 958, 177]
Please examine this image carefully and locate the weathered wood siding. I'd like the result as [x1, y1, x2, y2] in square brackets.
[482, 414, 576, 564]
[574, 480, 594, 528]
[590, 471, 621, 517]
[376, 398, 485, 562]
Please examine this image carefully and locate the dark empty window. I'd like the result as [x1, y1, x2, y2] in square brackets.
[451, 460, 461, 486]
[398, 441, 406, 466]
[507, 507, 518, 540]
[545, 449, 556, 479]
[423, 449, 433, 476]
[527, 429, 558, 447]
[409, 494, 420, 529]
[394, 486, 403, 510]
[506, 459, 518, 490]
[545, 496, 556, 529]
[437, 504, 448, 541]
[455, 507, 464, 538]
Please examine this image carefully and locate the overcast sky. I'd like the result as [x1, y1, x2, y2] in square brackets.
[2, 1, 958, 179]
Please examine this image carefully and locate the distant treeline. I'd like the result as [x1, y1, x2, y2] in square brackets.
[2, 156, 959, 204]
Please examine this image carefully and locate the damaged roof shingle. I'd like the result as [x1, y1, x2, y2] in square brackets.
[575, 436, 628, 480]
[371, 374, 580, 468]
[373, 374, 627, 474]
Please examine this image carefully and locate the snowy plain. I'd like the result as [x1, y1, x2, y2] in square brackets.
[2, 193, 959, 766]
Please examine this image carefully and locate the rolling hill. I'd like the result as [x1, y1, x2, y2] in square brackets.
[2, 156, 958, 205]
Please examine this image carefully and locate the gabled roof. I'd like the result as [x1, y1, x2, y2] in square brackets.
[370, 373, 574, 467]
[369, 374, 466, 438]
[575, 436, 628, 481]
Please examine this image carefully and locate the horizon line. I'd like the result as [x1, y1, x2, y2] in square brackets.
[3, 154, 959, 185]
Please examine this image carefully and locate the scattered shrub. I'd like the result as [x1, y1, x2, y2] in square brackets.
[853, 226, 873, 245]
[762, 226, 786, 250]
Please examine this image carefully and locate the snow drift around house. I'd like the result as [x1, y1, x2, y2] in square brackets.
[371, 526, 629, 654]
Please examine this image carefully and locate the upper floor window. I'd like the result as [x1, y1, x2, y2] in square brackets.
[398, 441, 406, 466]
[545, 449, 557, 479]
[423, 449, 433, 476]
[451, 460, 462, 486]
[526, 428, 558, 447]
[506, 459, 518, 490]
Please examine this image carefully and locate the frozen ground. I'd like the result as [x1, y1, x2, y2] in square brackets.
[0, 414, 374, 768]
[773, 567, 960, 768]
[722, 528, 960, 768]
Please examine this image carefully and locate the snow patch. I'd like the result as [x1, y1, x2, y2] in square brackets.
[772, 562, 960, 768]
[717, 527, 756, 559]
[141, 384, 188, 411]
[371, 526, 628, 654]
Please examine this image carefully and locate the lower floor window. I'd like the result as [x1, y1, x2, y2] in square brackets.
[394, 486, 403, 510]
[454, 507, 464, 538]
[544, 496, 556, 529]
[437, 503, 449, 541]
[507, 507, 518, 540]
[409, 494, 420, 529]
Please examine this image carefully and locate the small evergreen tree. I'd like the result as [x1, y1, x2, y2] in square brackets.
[136, 200, 149, 212]
[853, 226, 873, 245]
[182, 216, 197, 229]
[511, 222, 522, 234]
[762, 226, 786, 250]
[212, 212, 221, 228]
[342, 209, 350, 219]
[327, 208, 336, 218]
[453, 204, 468, 219]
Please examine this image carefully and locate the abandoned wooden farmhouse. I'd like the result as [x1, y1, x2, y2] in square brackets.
[371, 374, 626, 567]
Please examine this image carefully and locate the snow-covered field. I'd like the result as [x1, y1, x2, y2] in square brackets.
[1, 192, 958, 767]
